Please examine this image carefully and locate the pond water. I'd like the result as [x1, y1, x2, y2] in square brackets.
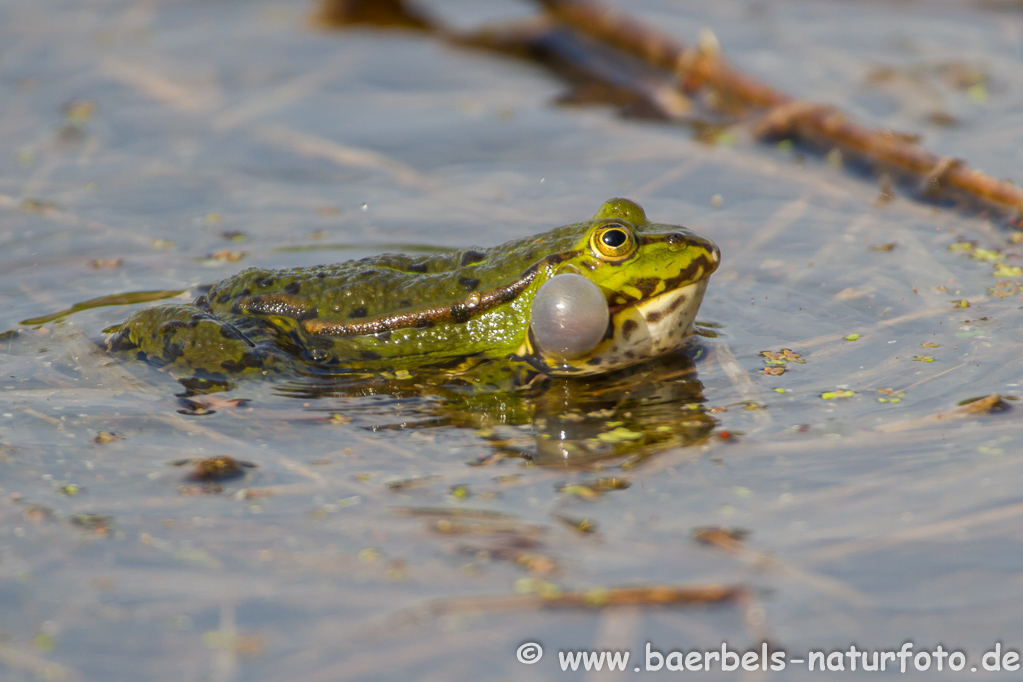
[3, 0, 1023, 680]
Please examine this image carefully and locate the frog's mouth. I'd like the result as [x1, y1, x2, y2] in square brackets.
[604, 241, 720, 314]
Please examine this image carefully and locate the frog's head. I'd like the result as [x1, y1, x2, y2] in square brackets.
[522, 198, 720, 376]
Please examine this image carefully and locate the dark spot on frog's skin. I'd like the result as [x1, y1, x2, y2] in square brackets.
[460, 250, 486, 266]
[586, 357, 603, 366]
[216, 294, 230, 305]
[645, 310, 663, 324]
[159, 320, 188, 334]
[360, 350, 381, 361]
[257, 277, 276, 289]
[621, 319, 638, 340]
[399, 300, 411, 308]
[284, 281, 301, 295]
[450, 306, 472, 323]
[316, 272, 327, 279]
[239, 289, 251, 298]
[349, 307, 368, 318]
[415, 319, 435, 329]
[162, 342, 184, 358]
[406, 262, 428, 274]
[632, 277, 660, 298]
[459, 277, 480, 292]
[219, 325, 245, 341]
[666, 293, 688, 314]
[624, 350, 636, 360]
[194, 295, 208, 308]
[360, 269, 379, 278]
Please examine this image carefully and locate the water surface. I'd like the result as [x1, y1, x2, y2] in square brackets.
[3, 0, 1023, 679]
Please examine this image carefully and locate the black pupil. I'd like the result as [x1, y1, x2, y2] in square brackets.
[601, 229, 628, 248]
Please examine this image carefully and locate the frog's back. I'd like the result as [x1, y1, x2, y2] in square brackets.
[204, 223, 589, 325]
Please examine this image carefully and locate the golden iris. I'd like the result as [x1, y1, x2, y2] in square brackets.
[589, 221, 637, 261]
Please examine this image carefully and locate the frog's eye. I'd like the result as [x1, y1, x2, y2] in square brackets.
[590, 222, 637, 261]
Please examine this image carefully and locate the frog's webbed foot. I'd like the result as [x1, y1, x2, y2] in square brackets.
[106, 304, 282, 383]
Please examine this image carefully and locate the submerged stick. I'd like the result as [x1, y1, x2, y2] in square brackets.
[416, 583, 745, 617]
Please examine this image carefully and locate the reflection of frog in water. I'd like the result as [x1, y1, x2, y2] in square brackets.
[108, 198, 721, 463]
[107, 199, 719, 388]
[277, 352, 717, 466]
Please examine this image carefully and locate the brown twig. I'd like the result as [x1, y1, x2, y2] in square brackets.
[535, 0, 787, 108]
[875, 393, 1015, 433]
[312, 0, 433, 29]
[416, 584, 745, 616]
[378, 583, 746, 636]
[535, 0, 1023, 224]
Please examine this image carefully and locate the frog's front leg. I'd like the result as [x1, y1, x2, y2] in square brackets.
[106, 304, 281, 379]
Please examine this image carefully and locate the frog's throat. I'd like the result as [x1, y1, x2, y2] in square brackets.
[609, 278, 709, 360]
[295, 252, 579, 337]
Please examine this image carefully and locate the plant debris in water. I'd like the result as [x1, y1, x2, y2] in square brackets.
[170, 455, 258, 482]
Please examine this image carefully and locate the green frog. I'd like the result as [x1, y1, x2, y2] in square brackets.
[106, 198, 719, 390]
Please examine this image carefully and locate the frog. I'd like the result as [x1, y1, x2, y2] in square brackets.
[106, 198, 719, 391]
